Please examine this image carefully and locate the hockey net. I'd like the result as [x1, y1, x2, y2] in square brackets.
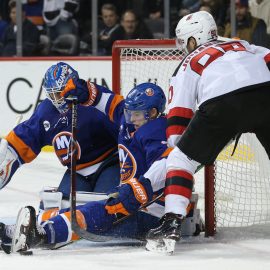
[112, 39, 270, 237]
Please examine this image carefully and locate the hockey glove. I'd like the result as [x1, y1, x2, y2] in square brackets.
[0, 139, 20, 189]
[105, 176, 153, 216]
[61, 78, 98, 106]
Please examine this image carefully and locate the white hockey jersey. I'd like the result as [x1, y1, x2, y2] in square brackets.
[167, 39, 270, 147]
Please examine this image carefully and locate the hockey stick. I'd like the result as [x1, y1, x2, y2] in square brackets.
[69, 97, 109, 242]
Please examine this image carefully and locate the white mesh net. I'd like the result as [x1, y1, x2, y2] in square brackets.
[115, 40, 270, 230]
[215, 134, 270, 228]
[119, 46, 183, 99]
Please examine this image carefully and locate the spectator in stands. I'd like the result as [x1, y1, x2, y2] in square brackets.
[117, 9, 153, 40]
[43, 0, 79, 39]
[98, 3, 122, 56]
[0, 0, 10, 21]
[249, 0, 270, 34]
[252, 18, 270, 48]
[75, 0, 92, 53]
[178, 0, 200, 18]
[143, 0, 165, 39]
[199, 0, 229, 36]
[1, 0, 40, 56]
[0, 15, 8, 54]
[79, 3, 122, 55]
[224, 0, 268, 45]
[0, 15, 8, 40]
[42, 0, 79, 55]
[144, 0, 163, 19]
[199, 4, 211, 13]
[23, 0, 44, 33]
[170, 0, 201, 37]
[98, 0, 129, 17]
[249, 0, 270, 48]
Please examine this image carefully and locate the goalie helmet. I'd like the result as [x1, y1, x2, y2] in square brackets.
[124, 82, 166, 124]
[175, 11, 218, 54]
[42, 62, 79, 114]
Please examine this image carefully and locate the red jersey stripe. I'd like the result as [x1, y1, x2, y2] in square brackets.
[264, 53, 270, 64]
[164, 185, 192, 199]
[166, 125, 186, 137]
[167, 107, 194, 119]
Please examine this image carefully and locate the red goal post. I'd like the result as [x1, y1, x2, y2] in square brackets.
[111, 39, 270, 237]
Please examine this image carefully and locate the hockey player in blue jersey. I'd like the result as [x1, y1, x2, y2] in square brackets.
[3, 80, 174, 254]
[79, 80, 168, 183]
[0, 62, 120, 197]
[0, 62, 121, 252]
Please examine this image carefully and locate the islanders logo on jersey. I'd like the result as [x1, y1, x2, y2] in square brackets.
[52, 131, 81, 166]
[118, 144, 137, 182]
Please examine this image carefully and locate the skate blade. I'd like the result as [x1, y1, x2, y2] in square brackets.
[145, 239, 176, 255]
[11, 207, 31, 253]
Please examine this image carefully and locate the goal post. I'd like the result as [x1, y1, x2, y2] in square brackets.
[111, 39, 270, 237]
[205, 165, 215, 236]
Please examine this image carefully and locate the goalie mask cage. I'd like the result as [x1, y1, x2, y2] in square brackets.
[112, 39, 270, 237]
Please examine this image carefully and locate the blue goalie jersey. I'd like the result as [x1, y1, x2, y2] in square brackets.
[5, 99, 119, 171]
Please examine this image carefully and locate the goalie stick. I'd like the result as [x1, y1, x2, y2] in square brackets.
[69, 97, 109, 242]
[15, 114, 23, 126]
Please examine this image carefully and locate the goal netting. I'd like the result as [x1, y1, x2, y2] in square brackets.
[112, 39, 270, 236]
[214, 134, 270, 227]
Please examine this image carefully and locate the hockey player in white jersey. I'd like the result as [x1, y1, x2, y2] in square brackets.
[146, 10, 270, 253]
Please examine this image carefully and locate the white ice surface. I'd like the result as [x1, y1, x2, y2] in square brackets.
[1, 152, 270, 270]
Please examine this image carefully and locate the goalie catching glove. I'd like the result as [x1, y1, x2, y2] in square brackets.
[0, 139, 20, 189]
[60, 78, 98, 106]
[105, 176, 153, 216]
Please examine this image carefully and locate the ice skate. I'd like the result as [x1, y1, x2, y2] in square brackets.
[145, 213, 183, 255]
[11, 206, 47, 254]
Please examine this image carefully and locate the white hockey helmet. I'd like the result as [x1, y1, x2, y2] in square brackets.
[175, 11, 218, 54]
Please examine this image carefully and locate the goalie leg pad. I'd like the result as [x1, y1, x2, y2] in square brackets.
[60, 191, 108, 209]
[0, 139, 20, 189]
[39, 187, 63, 210]
[181, 193, 203, 236]
[57, 170, 96, 199]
